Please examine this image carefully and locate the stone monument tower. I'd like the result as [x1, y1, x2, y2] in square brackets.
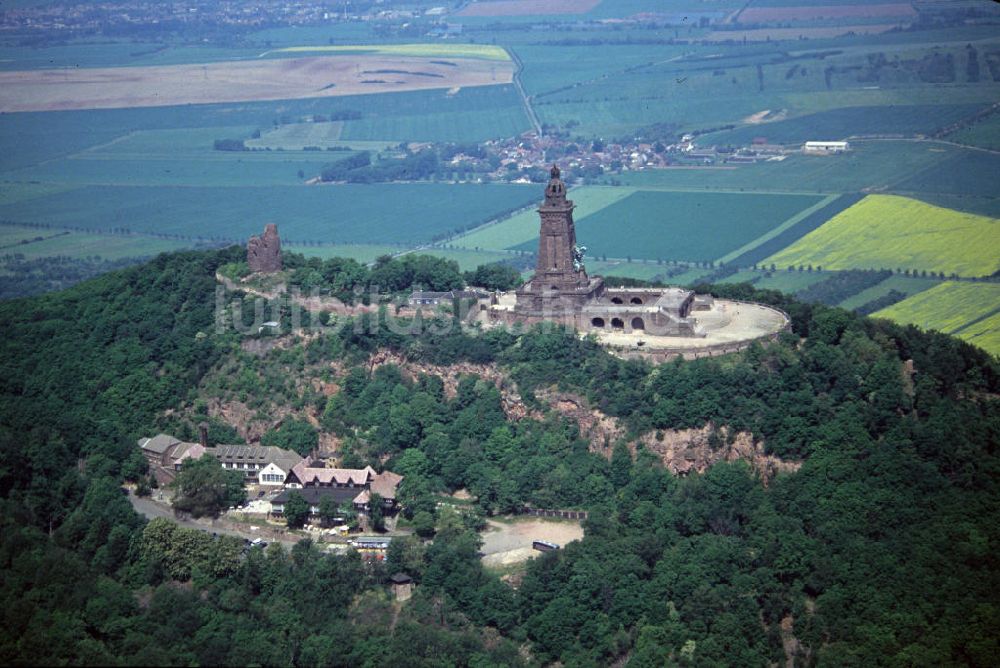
[247, 223, 282, 273]
[514, 165, 604, 317]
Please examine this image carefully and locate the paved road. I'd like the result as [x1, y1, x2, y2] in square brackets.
[127, 491, 302, 548]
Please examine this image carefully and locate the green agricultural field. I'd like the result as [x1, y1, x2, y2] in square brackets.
[271, 44, 511, 61]
[286, 244, 400, 264]
[873, 281, 1000, 356]
[718, 268, 833, 294]
[0, 183, 538, 246]
[591, 260, 679, 283]
[704, 104, 988, 146]
[453, 186, 633, 251]
[766, 194, 1000, 277]
[948, 112, 1000, 151]
[514, 43, 690, 98]
[422, 249, 520, 272]
[612, 141, 960, 198]
[954, 311, 1000, 359]
[338, 107, 531, 143]
[837, 274, 940, 311]
[0, 225, 67, 249]
[530, 34, 1000, 138]
[511, 190, 825, 263]
[0, 86, 526, 171]
[4, 232, 192, 261]
[895, 149, 1000, 199]
[5, 153, 353, 188]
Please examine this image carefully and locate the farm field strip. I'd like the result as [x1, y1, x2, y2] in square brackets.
[287, 244, 400, 264]
[766, 195, 1000, 278]
[0, 55, 514, 112]
[456, 0, 600, 17]
[512, 190, 827, 263]
[5, 231, 193, 261]
[0, 224, 69, 249]
[873, 282, 1000, 355]
[4, 156, 352, 187]
[837, 275, 941, 311]
[0, 183, 539, 246]
[718, 268, 833, 294]
[453, 186, 634, 251]
[718, 194, 839, 264]
[952, 311, 1000, 357]
[737, 4, 917, 22]
[270, 44, 511, 61]
[947, 111, 1000, 151]
[422, 248, 519, 271]
[729, 194, 865, 268]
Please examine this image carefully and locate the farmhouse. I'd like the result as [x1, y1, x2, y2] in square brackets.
[803, 141, 850, 154]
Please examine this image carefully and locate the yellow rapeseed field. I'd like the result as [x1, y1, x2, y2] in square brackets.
[873, 281, 1000, 355]
[765, 194, 1000, 277]
[273, 44, 511, 61]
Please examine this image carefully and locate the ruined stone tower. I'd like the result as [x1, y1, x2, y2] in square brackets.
[514, 165, 604, 317]
[247, 223, 282, 273]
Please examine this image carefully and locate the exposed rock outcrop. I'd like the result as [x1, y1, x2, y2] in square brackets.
[534, 389, 800, 484]
[365, 350, 542, 421]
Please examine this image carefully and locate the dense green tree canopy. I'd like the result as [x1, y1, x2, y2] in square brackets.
[1, 247, 998, 665]
[171, 454, 246, 518]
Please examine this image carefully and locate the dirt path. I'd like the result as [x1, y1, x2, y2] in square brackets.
[128, 490, 302, 548]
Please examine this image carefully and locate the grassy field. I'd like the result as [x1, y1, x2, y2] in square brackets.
[511, 190, 825, 263]
[766, 194, 1000, 277]
[453, 186, 633, 251]
[0, 183, 538, 246]
[271, 44, 511, 61]
[837, 274, 940, 311]
[873, 282, 1000, 355]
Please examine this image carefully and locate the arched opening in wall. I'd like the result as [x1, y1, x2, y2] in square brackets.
[630, 297, 643, 305]
[611, 317, 625, 330]
[631, 317, 645, 331]
[611, 297, 623, 304]
[550, 285, 559, 291]
[591, 317, 605, 328]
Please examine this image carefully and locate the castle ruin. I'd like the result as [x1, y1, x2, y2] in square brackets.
[247, 223, 282, 273]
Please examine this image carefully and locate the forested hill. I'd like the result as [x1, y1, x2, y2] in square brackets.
[1, 247, 999, 665]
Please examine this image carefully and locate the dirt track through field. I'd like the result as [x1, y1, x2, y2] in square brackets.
[0, 55, 513, 112]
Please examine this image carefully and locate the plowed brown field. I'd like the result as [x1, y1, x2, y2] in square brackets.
[0, 55, 514, 112]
